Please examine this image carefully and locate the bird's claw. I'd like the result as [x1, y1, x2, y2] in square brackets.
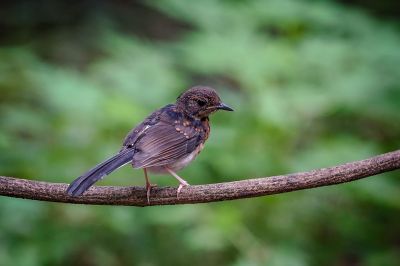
[146, 183, 157, 204]
[177, 181, 190, 197]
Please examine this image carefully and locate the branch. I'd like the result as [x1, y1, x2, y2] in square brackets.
[1, 150, 399, 207]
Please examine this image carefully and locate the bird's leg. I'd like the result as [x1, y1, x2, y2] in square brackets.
[164, 167, 190, 196]
[143, 168, 156, 204]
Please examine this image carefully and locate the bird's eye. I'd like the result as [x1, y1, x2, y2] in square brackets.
[196, 99, 207, 107]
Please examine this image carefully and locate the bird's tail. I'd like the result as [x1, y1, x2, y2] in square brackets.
[66, 149, 135, 196]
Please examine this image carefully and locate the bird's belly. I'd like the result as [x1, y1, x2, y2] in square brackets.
[147, 143, 204, 174]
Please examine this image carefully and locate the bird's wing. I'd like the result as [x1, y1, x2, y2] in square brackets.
[131, 120, 202, 169]
[121, 105, 171, 149]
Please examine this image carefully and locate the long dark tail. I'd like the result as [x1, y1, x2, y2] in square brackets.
[66, 149, 135, 196]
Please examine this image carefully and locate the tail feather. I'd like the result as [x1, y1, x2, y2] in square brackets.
[66, 149, 135, 196]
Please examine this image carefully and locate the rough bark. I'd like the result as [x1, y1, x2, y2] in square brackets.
[1, 150, 399, 207]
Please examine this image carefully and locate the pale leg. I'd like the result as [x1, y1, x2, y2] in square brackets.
[143, 168, 156, 204]
[164, 167, 190, 195]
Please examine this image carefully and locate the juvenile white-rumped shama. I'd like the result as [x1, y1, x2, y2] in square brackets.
[66, 86, 233, 202]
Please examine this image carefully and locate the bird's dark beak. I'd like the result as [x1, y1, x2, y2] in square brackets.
[217, 102, 234, 111]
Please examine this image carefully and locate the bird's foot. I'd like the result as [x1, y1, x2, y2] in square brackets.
[146, 183, 157, 204]
[177, 180, 190, 197]
[163, 166, 190, 198]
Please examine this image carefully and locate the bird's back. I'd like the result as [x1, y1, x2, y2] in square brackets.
[122, 104, 210, 171]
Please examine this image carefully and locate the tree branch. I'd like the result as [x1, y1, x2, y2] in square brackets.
[1, 150, 399, 207]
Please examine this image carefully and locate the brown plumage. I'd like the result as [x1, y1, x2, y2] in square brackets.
[66, 86, 233, 202]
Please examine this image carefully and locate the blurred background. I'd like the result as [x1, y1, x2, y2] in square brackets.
[1, 0, 400, 265]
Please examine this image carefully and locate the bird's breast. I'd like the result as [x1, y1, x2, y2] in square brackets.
[170, 143, 205, 171]
[147, 143, 205, 174]
[201, 117, 210, 142]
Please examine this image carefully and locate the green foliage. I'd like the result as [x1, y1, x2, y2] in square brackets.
[1, 0, 400, 265]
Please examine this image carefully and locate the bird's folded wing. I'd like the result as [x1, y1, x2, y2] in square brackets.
[131, 122, 201, 168]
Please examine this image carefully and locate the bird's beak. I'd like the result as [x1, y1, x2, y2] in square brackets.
[217, 102, 234, 111]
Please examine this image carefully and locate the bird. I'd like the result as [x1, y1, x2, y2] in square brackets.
[66, 86, 233, 202]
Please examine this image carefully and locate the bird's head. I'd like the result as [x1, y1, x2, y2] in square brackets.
[176, 86, 233, 119]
